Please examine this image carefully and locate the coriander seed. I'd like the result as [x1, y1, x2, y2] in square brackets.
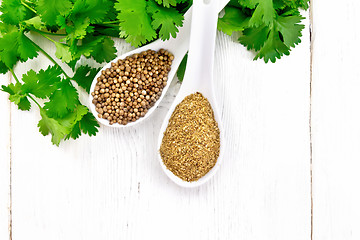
[91, 49, 173, 125]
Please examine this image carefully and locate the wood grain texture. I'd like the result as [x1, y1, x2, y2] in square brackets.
[311, 1, 360, 239]
[4, 16, 311, 240]
[0, 72, 11, 240]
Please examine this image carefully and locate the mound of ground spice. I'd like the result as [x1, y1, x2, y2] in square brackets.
[160, 92, 220, 182]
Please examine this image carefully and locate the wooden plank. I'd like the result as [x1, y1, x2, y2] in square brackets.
[0, 72, 11, 240]
[10, 19, 311, 239]
[311, 1, 360, 239]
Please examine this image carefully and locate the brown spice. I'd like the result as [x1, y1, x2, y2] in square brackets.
[91, 49, 173, 125]
[160, 92, 220, 182]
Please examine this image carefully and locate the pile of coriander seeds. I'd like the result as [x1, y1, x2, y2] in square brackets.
[91, 49, 173, 125]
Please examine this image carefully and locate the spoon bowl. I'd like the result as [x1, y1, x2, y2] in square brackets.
[157, 0, 227, 187]
[88, 9, 192, 128]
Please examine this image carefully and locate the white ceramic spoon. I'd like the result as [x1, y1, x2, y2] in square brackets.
[88, 1, 228, 128]
[157, 0, 226, 187]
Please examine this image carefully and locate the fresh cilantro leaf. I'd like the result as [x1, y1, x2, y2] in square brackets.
[254, 28, 290, 63]
[66, 122, 81, 140]
[248, 0, 276, 27]
[176, 53, 187, 82]
[73, 65, 100, 93]
[275, 15, 304, 48]
[21, 66, 62, 98]
[115, 0, 157, 47]
[36, 0, 73, 26]
[0, 0, 32, 25]
[1, 82, 31, 111]
[44, 79, 79, 118]
[65, 106, 100, 140]
[0, 22, 18, 36]
[147, 0, 184, 40]
[24, 16, 46, 30]
[154, 0, 175, 7]
[71, 0, 112, 24]
[17, 32, 39, 62]
[57, 16, 92, 41]
[0, 61, 7, 74]
[75, 35, 104, 59]
[217, 6, 249, 36]
[57, 104, 88, 129]
[38, 105, 92, 145]
[86, 36, 116, 63]
[237, 0, 254, 9]
[38, 109, 69, 146]
[55, 42, 73, 63]
[239, 24, 269, 51]
[0, 32, 19, 68]
[79, 112, 99, 136]
[296, 0, 309, 10]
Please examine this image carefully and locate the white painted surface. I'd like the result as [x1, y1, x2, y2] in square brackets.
[0, 14, 312, 240]
[0, 73, 10, 240]
[312, 0, 360, 239]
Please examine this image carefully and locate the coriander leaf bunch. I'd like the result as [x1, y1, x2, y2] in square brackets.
[218, 0, 309, 62]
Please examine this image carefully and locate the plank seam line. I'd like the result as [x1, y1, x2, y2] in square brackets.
[309, 1, 314, 240]
[8, 72, 12, 240]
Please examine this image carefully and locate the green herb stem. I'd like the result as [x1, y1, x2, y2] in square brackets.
[21, 0, 37, 14]
[9, 69, 42, 108]
[9, 68, 20, 83]
[100, 20, 120, 25]
[37, 32, 58, 44]
[31, 28, 67, 37]
[26, 36, 70, 79]
[95, 23, 119, 28]
[28, 94, 42, 108]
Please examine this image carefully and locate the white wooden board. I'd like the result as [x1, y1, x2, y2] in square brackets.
[1, 13, 311, 240]
[0, 72, 10, 240]
[312, 0, 360, 239]
[10, 24, 311, 240]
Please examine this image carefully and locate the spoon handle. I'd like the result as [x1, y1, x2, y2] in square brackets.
[181, 0, 220, 93]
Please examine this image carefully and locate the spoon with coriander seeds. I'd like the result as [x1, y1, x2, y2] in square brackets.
[88, 0, 229, 127]
[158, 0, 226, 188]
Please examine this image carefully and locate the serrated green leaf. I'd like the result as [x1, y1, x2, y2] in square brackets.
[115, 0, 157, 47]
[38, 109, 69, 146]
[86, 36, 116, 63]
[21, 66, 62, 98]
[275, 15, 304, 48]
[72, 65, 100, 93]
[0, 0, 32, 25]
[147, 0, 184, 40]
[24, 16, 46, 30]
[79, 112, 99, 136]
[248, 0, 275, 27]
[36, 0, 73, 26]
[44, 79, 79, 118]
[0, 61, 8, 74]
[71, 0, 112, 24]
[55, 42, 73, 63]
[239, 24, 269, 51]
[254, 28, 290, 63]
[0, 32, 19, 68]
[17, 33, 39, 62]
[217, 6, 249, 36]
[1, 82, 31, 111]
[65, 122, 81, 140]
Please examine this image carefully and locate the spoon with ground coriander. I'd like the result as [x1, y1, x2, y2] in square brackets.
[158, 0, 226, 188]
[88, 0, 229, 127]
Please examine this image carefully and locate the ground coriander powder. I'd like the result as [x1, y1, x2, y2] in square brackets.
[160, 92, 220, 182]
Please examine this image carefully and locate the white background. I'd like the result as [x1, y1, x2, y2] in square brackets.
[1, 0, 360, 239]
